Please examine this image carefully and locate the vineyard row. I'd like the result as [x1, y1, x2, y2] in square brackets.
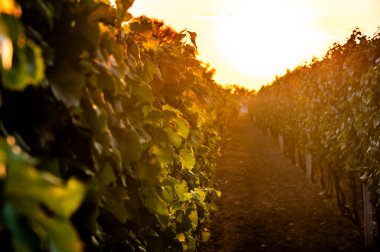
[250, 28, 380, 246]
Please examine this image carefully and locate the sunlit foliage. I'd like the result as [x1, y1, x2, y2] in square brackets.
[0, 0, 238, 251]
[250, 28, 380, 228]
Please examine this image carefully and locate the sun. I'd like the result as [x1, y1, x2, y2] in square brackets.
[214, 0, 322, 80]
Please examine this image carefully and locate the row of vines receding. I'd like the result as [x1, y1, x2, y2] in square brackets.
[0, 0, 239, 251]
[249, 28, 380, 243]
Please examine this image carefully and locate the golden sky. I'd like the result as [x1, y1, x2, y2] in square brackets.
[129, 0, 380, 90]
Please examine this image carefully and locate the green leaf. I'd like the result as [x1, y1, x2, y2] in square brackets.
[201, 231, 211, 242]
[160, 186, 174, 203]
[114, 128, 143, 164]
[83, 98, 109, 134]
[179, 145, 195, 170]
[140, 59, 161, 82]
[98, 162, 116, 186]
[33, 206, 83, 252]
[0, 137, 84, 252]
[188, 210, 198, 230]
[104, 186, 131, 222]
[133, 83, 153, 104]
[174, 117, 190, 139]
[193, 188, 206, 202]
[3, 139, 85, 219]
[2, 203, 39, 252]
[135, 160, 164, 183]
[151, 145, 173, 168]
[174, 180, 191, 202]
[6, 168, 86, 219]
[185, 236, 197, 251]
[164, 127, 182, 148]
[50, 61, 85, 107]
[143, 106, 163, 128]
[4, 201, 83, 252]
[139, 187, 169, 219]
[106, 198, 129, 223]
[2, 40, 45, 91]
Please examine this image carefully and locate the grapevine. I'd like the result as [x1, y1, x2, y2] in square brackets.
[250, 28, 380, 234]
[0, 0, 238, 251]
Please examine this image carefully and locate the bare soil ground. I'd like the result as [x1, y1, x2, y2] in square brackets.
[201, 115, 368, 252]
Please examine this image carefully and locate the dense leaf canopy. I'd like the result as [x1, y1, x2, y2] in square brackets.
[0, 0, 238, 251]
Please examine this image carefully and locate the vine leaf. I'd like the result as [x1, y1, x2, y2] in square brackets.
[164, 127, 182, 149]
[114, 128, 143, 164]
[50, 61, 85, 108]
[1, 137, 85, 252]
[139, 187, 169, 226]
[2, 40, 45, 90]
[179, 145, 195, 170]
[133, 83, 153, 104]
[188, 31, 197, 49]
[89, 3, 114, 25]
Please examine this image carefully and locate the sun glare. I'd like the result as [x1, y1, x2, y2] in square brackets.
[129, 0, 380, 90]
[214, 0, 323, 79]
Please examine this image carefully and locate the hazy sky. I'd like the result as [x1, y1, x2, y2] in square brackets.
[129, 0, 380, 90]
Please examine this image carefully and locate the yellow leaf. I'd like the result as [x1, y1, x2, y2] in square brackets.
[179, 145, 195, 170]
[194, 188, 206, 202]
[188, 210, 198, 230]
[175, 233, 186, 243]
[122, 22, 131, 35]
[216, 190, 222, 197]
[201, 231, 211, 242]
[142, 39, 160, 51]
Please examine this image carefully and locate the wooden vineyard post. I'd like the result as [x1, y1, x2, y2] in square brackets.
[278, 134, 284, 154]
[266, 128, 271, 138]
[362, 184, 374, 247]
[295, 145, 299, 168]
[305, 152, 312, 181]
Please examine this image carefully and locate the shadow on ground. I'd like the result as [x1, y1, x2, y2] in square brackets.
[201, 115, 367, 252]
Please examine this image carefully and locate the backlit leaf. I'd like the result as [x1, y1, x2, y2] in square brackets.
[188, 210, 198, 230]
[0, 138, 84, 252]
[179, 145, 195, 170]
[135, 160, 164, 183]
[201, 231, 211, 242]
[2, 40, 45, 91]
[174, 181, 191, 202]
[174, 117, 190, 139]
[139, 187, 169, 218]
[151, 145, 173, 168]
[133, 83, 153, 104]
[175, 233, 185, 243]
[164, 127, 182, 148]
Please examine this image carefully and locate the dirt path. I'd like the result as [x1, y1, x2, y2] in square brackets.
[201, 115, 366, 252]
